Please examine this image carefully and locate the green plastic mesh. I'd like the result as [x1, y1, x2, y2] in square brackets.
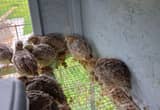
[55, 57, 116, 110]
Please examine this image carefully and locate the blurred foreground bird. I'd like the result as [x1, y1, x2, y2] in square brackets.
[0, 43, 13, 69]
[28, 33, 68, 67]
[20, 75, 70, 110]
[12, 41, 38, 76]
[26, 75, 67, 104]
[27, 90, 54, 110]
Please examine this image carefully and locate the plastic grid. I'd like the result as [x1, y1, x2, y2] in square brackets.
[55, 57, 116, 110]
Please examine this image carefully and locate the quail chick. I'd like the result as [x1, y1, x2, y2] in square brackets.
[83, 58, 98, 81]
[26, 90, 56, 110]
[19, 75, 70, 110]
[40, 66, 55, 78]
[108, 87, 140, 110]
[94, 58, 131, 95]
[28, 33, 66, 53]
[65, 34, 93, 62]
[45, 33, 67, 53]
[24, 43, 56, 69]
[12, 41, 38, 76]
[28, 33, 68, 67]
[18, 75, 34, 86]
[0, 43, 13, 67]
[26, 75, 70, 110]
[27, 35, 42, 45]
[26, 75, 67, 104]
[46, 33, 68, 67]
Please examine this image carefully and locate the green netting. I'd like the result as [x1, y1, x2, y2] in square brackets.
[55, 57, 116, 110]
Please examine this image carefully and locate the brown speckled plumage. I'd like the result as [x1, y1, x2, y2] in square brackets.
[28, 33, 66, 53]
[45, 33, 67, 53]
[27, 35, 42, 45]
[27, 90, 54, 110]
[82, 58, 97, 81]
[26, 75, 67, 104]
[25, 43, 56, 68]
[94, 58, 131, 92]
[65, 34, 93, 62]
[94, 58, 138, 109]
[40, 66, 55, 77]
[28, 33, 67, 66]
[107, 87, 140, 110]
[13, 41, 38, 76]
[20, 75, 70, 110]
[18, 75, 34, 86]
[0, 43, 13, 65]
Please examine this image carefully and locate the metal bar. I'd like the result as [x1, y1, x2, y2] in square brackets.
[36, 0, 45, 35]
[14, 25, 19, 40]
[0, 24, 31, 30]
[28, 0, 43, 35]
[67, 0, 83, 35]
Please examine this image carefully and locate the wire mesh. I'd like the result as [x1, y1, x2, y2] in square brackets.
[55, 57, 117, 110]
[0, 0, 32, 46]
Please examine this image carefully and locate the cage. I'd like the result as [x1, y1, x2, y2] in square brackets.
[0, 0, 160, 110]
[0, 1, 116, 109]
[0, 0, 32, 47]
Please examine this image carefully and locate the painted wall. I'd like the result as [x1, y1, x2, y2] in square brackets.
[81, 0, 160, 110]
[29, 0, 82, 35]
[39, 0, 71, 34]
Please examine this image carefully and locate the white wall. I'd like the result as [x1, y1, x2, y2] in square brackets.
[29, 0, 82, 35]
[81, 0, 160, 110]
